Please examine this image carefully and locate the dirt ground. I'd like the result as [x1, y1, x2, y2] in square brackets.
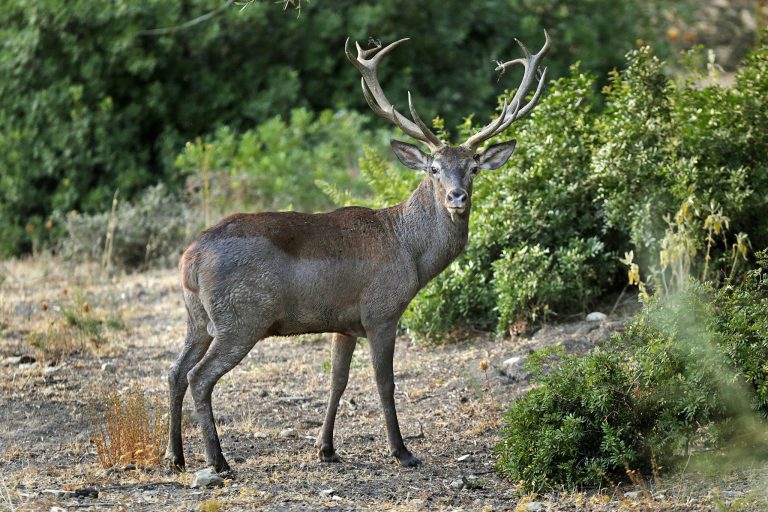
[0, 257, 766, 511]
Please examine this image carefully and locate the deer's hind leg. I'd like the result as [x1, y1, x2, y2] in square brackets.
[167, 291, 213, 471]
[186, 307, 268, 474]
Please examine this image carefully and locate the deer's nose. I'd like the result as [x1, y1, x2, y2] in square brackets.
[446, 189, 468, 209]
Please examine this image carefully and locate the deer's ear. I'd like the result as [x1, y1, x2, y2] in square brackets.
[391, 139, 430, 170]
[476, 140, 517, 170]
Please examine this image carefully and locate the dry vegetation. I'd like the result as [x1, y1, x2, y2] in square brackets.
[0, 256, 766, 511]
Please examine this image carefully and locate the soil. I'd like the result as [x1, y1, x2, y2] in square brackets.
[0, 258, 765, 511]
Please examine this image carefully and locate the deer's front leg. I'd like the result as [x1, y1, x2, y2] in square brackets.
[366, 323, 420, 467]
[317, 333, 356, 462]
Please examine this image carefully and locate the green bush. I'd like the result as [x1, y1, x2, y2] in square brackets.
[59, 184, 194, 270]
[0, 0, 690, 256]
[175, 108, 391, 216]
[495, 251, 768, 492]
[353, 39, 768, 341]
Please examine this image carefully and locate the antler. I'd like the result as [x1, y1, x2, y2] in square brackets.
[345, 38, 444, 152]
[461, 30, 551, 151]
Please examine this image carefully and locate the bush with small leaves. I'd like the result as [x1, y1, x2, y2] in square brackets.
[496, 250, 768, 492]
[59, 184, 194, 270]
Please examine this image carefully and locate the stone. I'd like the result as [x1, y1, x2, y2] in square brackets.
[73, 487, 99, 498]
[586, 311, 607, 322]
[449, 479, 465, 489]
[253, 431, 268, 438]
[42, 489, 74, 498]
[233, 456, 246, 463]
[720, 490, 741, 498]
[4, 355, 36, 366]
[279, 428, 298, 438]
[190, 467, 224, 489]
[457, 454, 473, 462]
[526, 502, 545, 512]
[624, 491, 641, 499]
[101, 362, 117, 373]
[501, 356, 530, 382]
[463, 475, 483, 489]
[319, 489, 336, 497]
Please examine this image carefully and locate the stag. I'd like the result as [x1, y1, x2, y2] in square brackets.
[167, 32, 550, 473]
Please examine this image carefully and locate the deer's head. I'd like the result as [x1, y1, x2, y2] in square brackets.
[345, 33, 550, 221]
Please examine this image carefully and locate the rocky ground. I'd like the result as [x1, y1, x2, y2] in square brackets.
[0, 257, 766, 511]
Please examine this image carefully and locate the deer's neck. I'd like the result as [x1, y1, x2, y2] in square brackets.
[391, 179, 469, 288]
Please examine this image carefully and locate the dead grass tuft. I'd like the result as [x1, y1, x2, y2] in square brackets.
[90, 383, 168, 468]
[24, 290, 125, 361]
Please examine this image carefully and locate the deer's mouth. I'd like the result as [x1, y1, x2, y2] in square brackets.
[446, 206, 467, 222]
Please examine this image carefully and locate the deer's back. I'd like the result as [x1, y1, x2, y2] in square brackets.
[180, 206, 417, 336]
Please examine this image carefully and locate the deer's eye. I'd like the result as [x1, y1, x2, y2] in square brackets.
[429, 166, 439, 175]
[469, 166, 479, 175]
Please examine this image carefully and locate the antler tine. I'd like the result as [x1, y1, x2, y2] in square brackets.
[462, 30, 551, 150]
[408, 92, 444, 148]
[345, 37, 443, 151]
[460, 98, 512, 150]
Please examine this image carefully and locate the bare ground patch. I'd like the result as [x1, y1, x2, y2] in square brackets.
[0, 257, 765, 511]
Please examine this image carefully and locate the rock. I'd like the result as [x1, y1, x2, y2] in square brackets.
[720, 490, 741, 498]
[73, 487, 99, 498]
[101, 362, 117, 373]
[463, 475, 483, 489]
[456, 454, 473, 462]
[449, 475, 482, 490]
[500, 356, 530, 382]
[191, 467, 224, 489]
[253, 431, 268, 439]
[526, 502, 545, 512]
[624, 491, 641, 499]
[319, 489, 336, 497]
[42, 489, 73, 498]
[586, 311, 607, 322]
[279, 428, 298, 439]
[4, 355, 36, 366]
[233, 456, 246, 463]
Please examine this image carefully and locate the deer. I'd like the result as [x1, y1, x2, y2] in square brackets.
[166, 31, 551, 474]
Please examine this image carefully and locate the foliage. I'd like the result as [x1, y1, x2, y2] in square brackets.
[351, 39, 768, 340]
[496, 255, 768, 491]
[0, 0, 689, 256]
[90, 383, 168, 469]
[59, 184, 194, 270]
[176, 109, 391, 216]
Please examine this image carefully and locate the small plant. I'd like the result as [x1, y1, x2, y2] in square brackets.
[620, 195, 751, 300]
[25, 291, 124, 360]
[59, 184, 195, 271]
[496, 251, 768, 492]
[91, 383, 169, 469]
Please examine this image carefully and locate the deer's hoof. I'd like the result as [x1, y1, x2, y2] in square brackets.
[394, 450, 421, 467]
[318, 445, 341, 462]
[213, 459, 231, 475]
[165, 454, 186, 473]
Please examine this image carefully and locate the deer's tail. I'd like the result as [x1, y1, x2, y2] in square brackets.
[179, 242, 200, 294]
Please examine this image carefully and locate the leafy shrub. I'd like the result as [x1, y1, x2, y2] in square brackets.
[496, 251, 768, 491]
[347, 38, 768, 341]
[175, 109, 391, 216]
[0, 0, 692, 256]
[59, 184, 194, 270]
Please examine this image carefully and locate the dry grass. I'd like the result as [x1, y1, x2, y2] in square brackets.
[90, 382, 168, 468]
[20, 289, 126, 361]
